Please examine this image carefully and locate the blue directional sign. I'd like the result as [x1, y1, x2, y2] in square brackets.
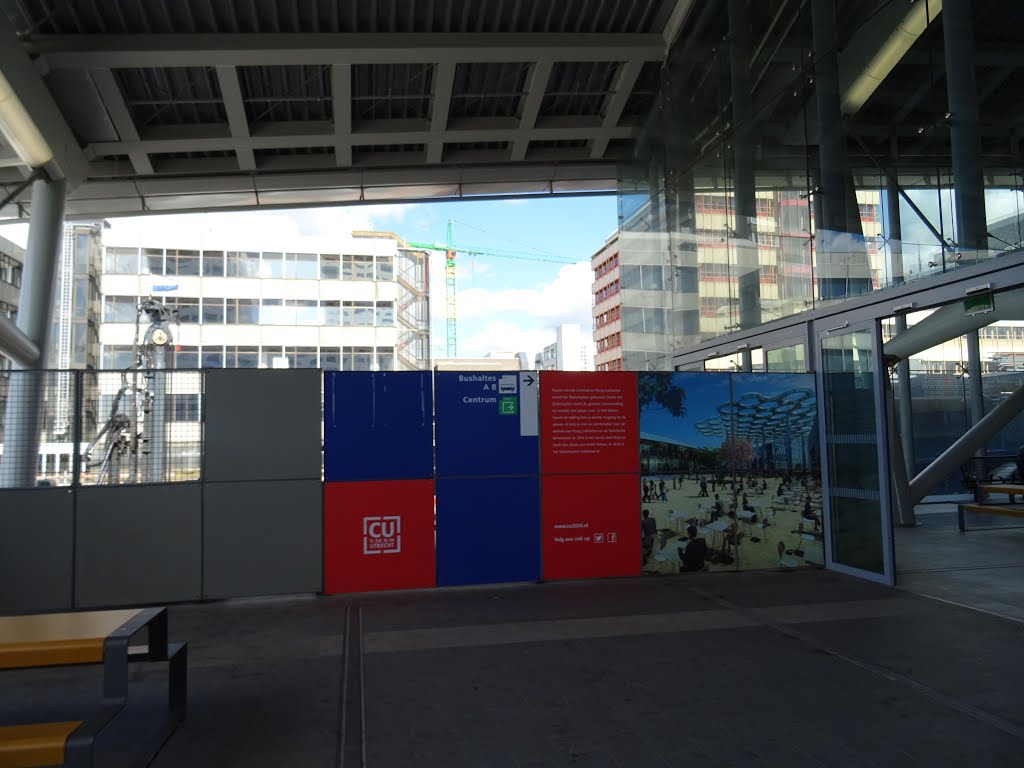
[435, 476, 541, 586]
[324, 371, 434, 481]
[434, 371, 540, 478]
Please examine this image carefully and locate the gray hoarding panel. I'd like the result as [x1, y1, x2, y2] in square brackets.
[75, 483, 201, 608]
[204, 369, 322, 483]
[203, 479, 322, 598]
[0, 488, 73, 614]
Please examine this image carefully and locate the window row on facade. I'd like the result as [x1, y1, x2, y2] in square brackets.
[103, 248, 396, 282]
[103, 296, 395, 327]
[100, 344, 396, 371]
[594, 251, 619, 278]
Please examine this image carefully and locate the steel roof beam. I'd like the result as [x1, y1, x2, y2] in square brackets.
[331, 64, 352, 166]
[511, 60, 553, 161]
[663, 0, 697, 50]
[89, 119, 637, 156]
[215, 66, 256, 171]
[590, 59, 645, 159]
[89, 68, 154, 176]
[32, 34, 666, 68]
[427, 61, 456, 164]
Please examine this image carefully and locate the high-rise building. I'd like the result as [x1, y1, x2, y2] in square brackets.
[0, 234, 21, 375]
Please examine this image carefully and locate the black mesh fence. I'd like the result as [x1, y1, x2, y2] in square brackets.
[0, 369, 78, 488]
[0, 369, 203, 488]
[79, 369, 203, 485]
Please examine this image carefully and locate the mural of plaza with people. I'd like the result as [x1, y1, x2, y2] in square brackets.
[638, 372, 824, 574]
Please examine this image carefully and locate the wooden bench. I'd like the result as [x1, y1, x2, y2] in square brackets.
[0, 608, 187, 768]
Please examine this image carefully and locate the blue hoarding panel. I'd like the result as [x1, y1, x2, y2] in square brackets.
[435, 371, 540, 478]
[324, 371, 433, 481]
[435, 476, 540, 586]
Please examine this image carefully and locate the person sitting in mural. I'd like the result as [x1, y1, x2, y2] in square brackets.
[677, 525, 708, 572]
[776, 481, 786, 497]
[742, 493, 756, 517]
[719, 511, 740, 561]
[641, 509, 658, 561]
[802, 496, 820, 530]
[711, 494, 724, 520]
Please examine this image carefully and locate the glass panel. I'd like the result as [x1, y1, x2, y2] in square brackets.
[820, 328, 884, 574]
[766, 343, 807, 373]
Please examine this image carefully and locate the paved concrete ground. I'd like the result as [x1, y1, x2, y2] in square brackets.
[4, 571, 1024, 767]
[896, 504, 1024, 621]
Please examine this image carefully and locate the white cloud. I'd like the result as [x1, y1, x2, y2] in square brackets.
[458, 320, 556, 361]
[457, 261, 593, 324]
[99, 204, 411, 252]
[428, 259, 595, 360]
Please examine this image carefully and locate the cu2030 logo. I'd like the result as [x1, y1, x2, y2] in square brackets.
[363, 515, 401, 555]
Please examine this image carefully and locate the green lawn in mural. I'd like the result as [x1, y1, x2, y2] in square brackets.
[638, 372, 823, 574]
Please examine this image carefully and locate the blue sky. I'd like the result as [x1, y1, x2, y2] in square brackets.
[0, 194, 618, 361]
[639, 373, 732, 450]
[639, 372, 816, 450]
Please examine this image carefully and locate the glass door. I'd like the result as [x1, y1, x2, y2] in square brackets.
[816, 320, 894, 584]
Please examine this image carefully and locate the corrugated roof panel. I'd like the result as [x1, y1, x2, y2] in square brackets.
[1, 0, 674, 34]
[352, 64, 434, 121]
[450, 63, 529, 120]
[115, 67, 226, 127]
[541, 61, 619, 118]
[239, 65, 333, 123]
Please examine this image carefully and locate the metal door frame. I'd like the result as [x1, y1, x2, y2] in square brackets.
[814, 316, 895, 585]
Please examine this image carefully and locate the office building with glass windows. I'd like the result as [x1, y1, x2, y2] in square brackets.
[98, 230, 430, 374]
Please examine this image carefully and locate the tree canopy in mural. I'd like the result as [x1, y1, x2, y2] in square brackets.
[719, 437, 755, 468]
[638, 373, 686, 418]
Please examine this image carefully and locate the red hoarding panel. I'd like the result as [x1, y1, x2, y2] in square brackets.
[323, 480, 436, 594]
[540, 372, 639, 475]
[541, 473, 640, 581]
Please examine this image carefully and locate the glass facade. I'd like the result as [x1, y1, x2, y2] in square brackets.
[614, 1, 1023, 370]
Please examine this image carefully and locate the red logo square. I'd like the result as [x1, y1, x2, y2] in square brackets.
[324, 480, 436, 593]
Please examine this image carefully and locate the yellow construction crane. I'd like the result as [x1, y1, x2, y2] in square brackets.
[405, 219, 574, 357]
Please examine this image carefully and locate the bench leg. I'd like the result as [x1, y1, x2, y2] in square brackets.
[169, 642, 188, 724]
[958, 506, 966, 532]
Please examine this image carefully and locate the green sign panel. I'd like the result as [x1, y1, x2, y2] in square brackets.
[499, 396, 518, 415]
[964, 292, 994, 316]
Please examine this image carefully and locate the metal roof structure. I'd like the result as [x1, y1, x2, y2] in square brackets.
[2, 1, 1022, 220]
[0, 0, 692, 219]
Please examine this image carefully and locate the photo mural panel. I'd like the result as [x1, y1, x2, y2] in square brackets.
[638, 372, 821, 574]
[434, 371, 540, 478]
[323, 479, 436, 594]
[435, 476, 541, 587]
[323, 371, 434, 482]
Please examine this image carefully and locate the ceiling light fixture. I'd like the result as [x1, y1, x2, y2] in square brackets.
[0, 71, 53, 168]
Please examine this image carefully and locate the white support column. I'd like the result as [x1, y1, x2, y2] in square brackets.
[0, 177, 66, 488]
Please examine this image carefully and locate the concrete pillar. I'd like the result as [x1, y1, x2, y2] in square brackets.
[942, 0, 987, 253]
[811, 0, 851, 301]
[0, 178, 66, 488]
[886, 173, 905, 285]
[729, 0, 760, 330]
